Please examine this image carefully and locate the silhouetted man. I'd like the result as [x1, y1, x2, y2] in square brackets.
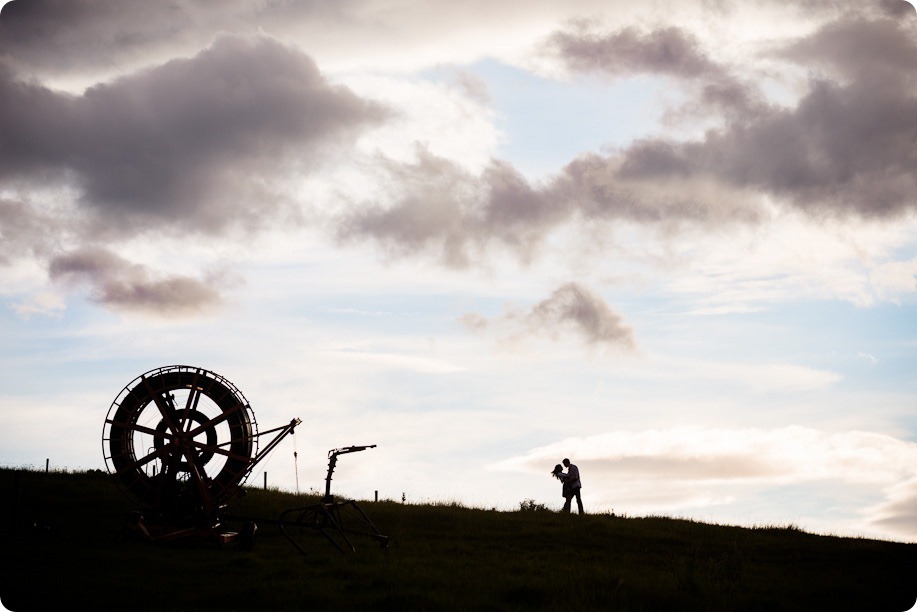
[562, 458, 584, 514]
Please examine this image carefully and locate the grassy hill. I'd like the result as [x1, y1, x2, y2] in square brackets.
[2, 468, 916, 611]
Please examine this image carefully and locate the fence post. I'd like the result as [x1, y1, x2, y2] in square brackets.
[263, 472, 267, 491]
[375, 490, 378, 502]
[45, 459, 49, 473]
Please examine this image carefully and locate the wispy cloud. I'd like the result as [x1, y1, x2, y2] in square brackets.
[11, 290, 65, 319]
[460, 282, 636, 352]
[48, 247, 227, 317]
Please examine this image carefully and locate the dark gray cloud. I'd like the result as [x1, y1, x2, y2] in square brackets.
[1, 34, 388, 236]
[48, 246, 225, 316]
[547, 24, 721, 79]
[0, 0, 266, 78]
[612, 15, 917, 219]
[336, 151, 486, 267]
[0, 0, 161, 69]
[879, 0, 917, 18]
[778, 13, 917, 81]
[547, 15, 917, 219]
[544, 22, 768, 121]
[583, 76, 917, 220]
[691, 79, 916, 217]
[334, 151, 557, 267]
[460, 282, 636, 351]
[1, 32, 388, 317]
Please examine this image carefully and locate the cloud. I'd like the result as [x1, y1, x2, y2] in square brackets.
[697, 79, 916, 218]
[778, 13, 917, 81]
[337, 150, 489, 267]
[338, 151, 595, 268]
[546, 24, 722, 79]
[866, 477, 917, 537]
[879, 0, 917, 18]
[460, 282, 636, 351]
[540, 15, 917, 220]
[1, 34, 388, 238]
[870, 257, 917, 302]
[336, 146, 763, 267]
[0, 0, 261, 80]
[1, 33, 389, 317]
[541, 20, 776, 128]
[48, 246, 226, 317]
[11, 290, 65, 319]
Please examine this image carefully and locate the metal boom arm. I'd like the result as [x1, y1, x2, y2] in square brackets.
[324, 445, 376, 500]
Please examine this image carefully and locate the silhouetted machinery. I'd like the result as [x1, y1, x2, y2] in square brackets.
[103, 365, 299, 543]
[102, 365, 388, 553]
[280, 445, 390, 554]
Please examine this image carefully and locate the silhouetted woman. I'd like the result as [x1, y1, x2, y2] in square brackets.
[552, 464, 572, 508]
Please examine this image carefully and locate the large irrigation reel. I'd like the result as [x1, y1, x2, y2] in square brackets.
[103, 364, 389, 552]
[103, 365, 300, 543]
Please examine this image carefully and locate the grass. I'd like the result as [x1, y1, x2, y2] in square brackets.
[2, 468, 916, 611]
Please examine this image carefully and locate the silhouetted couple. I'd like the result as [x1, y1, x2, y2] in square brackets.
[551, 458, 584, 514]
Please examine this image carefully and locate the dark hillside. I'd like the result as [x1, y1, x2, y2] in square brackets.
[2, 468, 915, 611]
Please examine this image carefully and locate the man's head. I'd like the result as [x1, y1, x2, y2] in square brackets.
[563, 458, 570, 467]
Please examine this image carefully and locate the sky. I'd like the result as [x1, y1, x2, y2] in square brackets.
[1, 0, 916, 543]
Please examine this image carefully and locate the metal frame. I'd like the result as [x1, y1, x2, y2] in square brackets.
[279, 446, 390, 554]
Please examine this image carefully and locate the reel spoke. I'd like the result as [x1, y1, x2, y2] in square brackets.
[105, 419, 174, 441]
[143, 376, 181, 436]
[115, 443, 171, 475]
[185, 403, 243, 438]
[187, 439, 252, 463]
[182, 386, 202, 432]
